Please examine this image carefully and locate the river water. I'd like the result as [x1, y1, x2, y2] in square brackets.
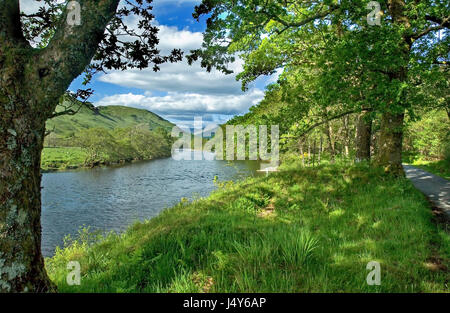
[41, 150, 260, 257]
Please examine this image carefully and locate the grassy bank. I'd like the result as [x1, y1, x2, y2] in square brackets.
[40, 146, 167, 172]
[41, 147, 87, 171]
[46, 160, 449, 292]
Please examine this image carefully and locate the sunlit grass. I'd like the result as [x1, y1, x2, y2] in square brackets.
[45, 159, 449, 292]
[411, 159, 450, 180]
[41, 147, 87, 171]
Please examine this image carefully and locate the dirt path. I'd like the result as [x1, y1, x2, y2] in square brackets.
[403, 165, 450, 220]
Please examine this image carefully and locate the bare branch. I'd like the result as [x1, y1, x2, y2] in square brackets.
[425, 14, 450, 27]
[283, 109, 372, 139]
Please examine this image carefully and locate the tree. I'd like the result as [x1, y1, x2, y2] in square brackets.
[0, 0, 181, 292]
[76, 128, 119, 166]
[189, 0, 449, 175]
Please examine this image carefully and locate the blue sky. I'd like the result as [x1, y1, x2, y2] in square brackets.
[21, 0, 279, 129]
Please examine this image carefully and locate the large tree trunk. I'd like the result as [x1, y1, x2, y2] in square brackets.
[0, 103, 53, 292]
[355, 111, 372, 162]
[373, 0, 411, 176]
[374, 111, 405, 175]
[0, 0, 120, 292]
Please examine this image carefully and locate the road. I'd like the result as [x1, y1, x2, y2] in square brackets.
[403, 165, 450, 219]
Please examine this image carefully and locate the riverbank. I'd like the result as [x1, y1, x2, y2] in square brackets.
[41, 147, 87, 171]
[46, 159, 449, 292]
[41, 146, 170, 172]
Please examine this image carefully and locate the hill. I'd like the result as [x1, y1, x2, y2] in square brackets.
[46, 100, 174, 138]
[42, 99, 176, 171]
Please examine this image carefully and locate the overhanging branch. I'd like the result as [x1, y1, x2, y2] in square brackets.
[35, 0, 120, 111]
[283, 108, 373, 139]
[411, 16, 450, 40]
[261, 4, 339, 29]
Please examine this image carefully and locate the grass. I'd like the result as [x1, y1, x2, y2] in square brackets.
[45, 159, 449, 292]
[41, 147, 87, 171]
[411, 159, 450, 180]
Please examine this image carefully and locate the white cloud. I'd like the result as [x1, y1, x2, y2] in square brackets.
[98, 61, 247, 96]
[97, 24, 249, 96]
[96, 89, 264, 116]
[157, 24, 204, 53]
[19, 1, 270, 127]
[94, 23, 271, 127]
[95, 89, 264, 128]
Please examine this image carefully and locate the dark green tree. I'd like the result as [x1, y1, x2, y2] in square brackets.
[189, 0, 449, 174]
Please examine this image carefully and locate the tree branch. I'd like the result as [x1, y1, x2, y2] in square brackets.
[283, 109, 371, 139]
[261, 4, 339, 29]
[34, 0, 120, 115]
[411, 16, 450, 40]
[425, 14, 450, 27]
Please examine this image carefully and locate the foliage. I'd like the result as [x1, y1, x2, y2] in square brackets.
[20, 0, 183, 86]
[48, 126, 173, 168]
[411, 159, 450, 180]
[403, 109, 450, 161]
[189, 0, 449, 170]
[42, 102, 175, 170]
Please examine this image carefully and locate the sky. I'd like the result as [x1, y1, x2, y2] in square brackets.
[20, 0, 279, 129]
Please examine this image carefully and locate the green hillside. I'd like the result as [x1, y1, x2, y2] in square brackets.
[42, 99, 176, 171]
[46, 101, 174, 138]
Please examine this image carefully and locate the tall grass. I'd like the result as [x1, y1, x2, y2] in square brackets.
[46, 160, 449, 292]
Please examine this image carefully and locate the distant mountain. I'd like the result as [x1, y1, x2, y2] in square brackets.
[46, 100, 174, 138]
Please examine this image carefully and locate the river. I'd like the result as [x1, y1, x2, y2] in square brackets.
[41, 150, 260, 257]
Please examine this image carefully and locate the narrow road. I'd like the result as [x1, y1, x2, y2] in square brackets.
[403, 165, 450, 219]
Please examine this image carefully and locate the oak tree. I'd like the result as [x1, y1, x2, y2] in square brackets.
[188, 0, 449, 174]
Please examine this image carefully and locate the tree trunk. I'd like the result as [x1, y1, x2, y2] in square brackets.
[343, 115, 350, 157]
[0, 99, 54, 292]
[326, 121, 335, 163]
[299, 141, 304, 166]
[307, 141, 311, 166]
[373, 0, 412, 176]
[0, 0, 120, 292]
[312, 140, 316, 167]
[355, 111, 372, 162]
[318, 136, 322, 164]
[374, 111, 405, 175]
